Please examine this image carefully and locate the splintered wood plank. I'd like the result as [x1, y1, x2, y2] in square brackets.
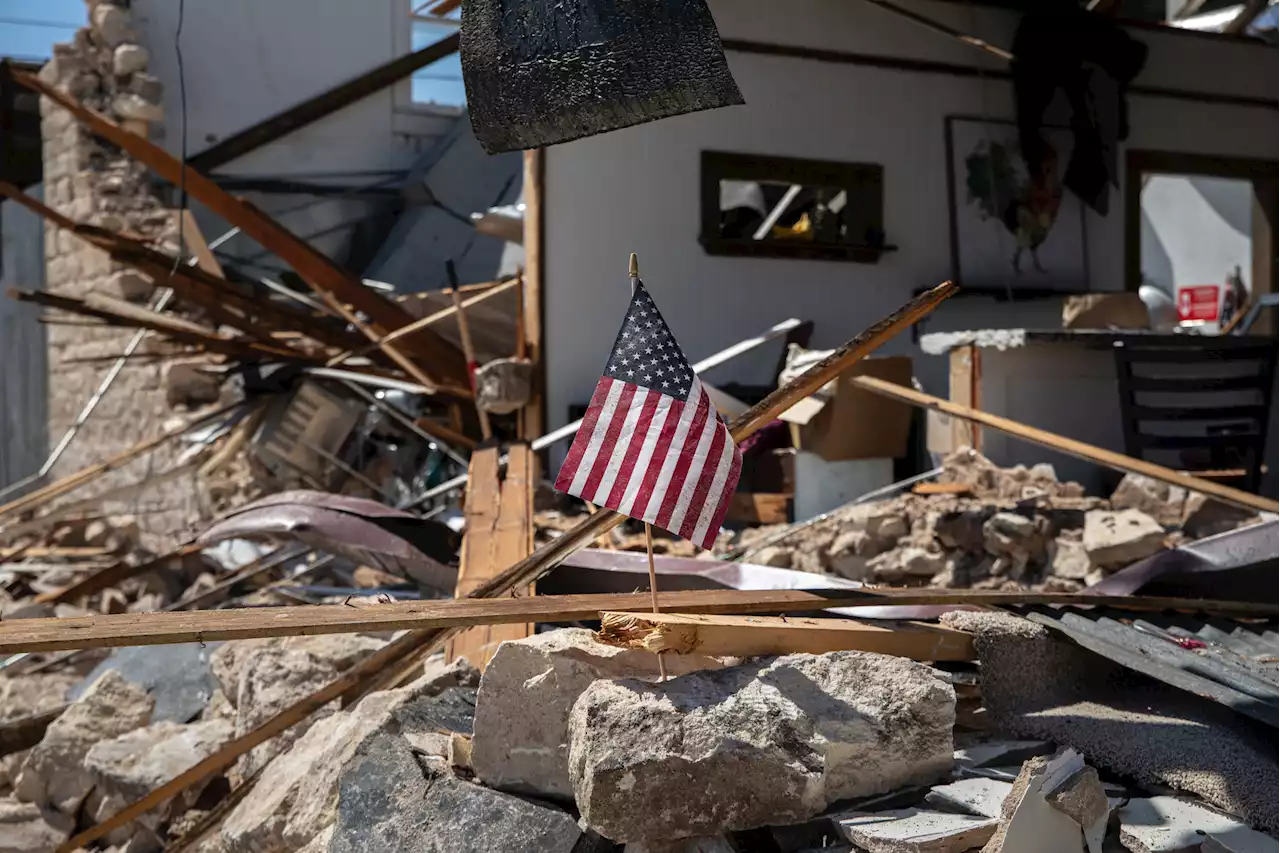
[448, 444, 537, 668]
[948, 344, 981, 452]
[445, 446, 502, 666]
[597, 612, 975, 661]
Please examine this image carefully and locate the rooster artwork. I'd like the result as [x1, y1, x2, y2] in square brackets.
[963, 137, 1064, 275]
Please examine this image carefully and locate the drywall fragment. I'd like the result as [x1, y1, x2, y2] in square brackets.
[924, 777, 1013, 819]
[1044, 765, 1110, 853]
[836, 808, 998, 853]
[1119, 797, 1276, 853]
[981, 750, 1086, 853]
[472, 628, 724, 799]
[568, 652, 954, 843]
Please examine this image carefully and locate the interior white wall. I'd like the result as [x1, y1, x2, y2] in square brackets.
[542, 0, 1278, 470]
[1141, 175, 1253, 295]
[131, 0, 456, 279]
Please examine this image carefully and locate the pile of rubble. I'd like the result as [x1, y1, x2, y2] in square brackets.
[720, 450, 1261, 591]
[1, 618, 1274, 853]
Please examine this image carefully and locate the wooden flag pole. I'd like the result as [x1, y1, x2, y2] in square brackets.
[631, 252, 667, 679]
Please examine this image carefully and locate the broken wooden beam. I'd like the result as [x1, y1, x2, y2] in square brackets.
[14, 69, 469, 387]
[850, 375, 1280, 515]
[189, 32, 460, 172]
[0, 589, 1270, 655]
[7, 289, 310, 363]
[597, 611, 975, 661]
[447, 444, 537, 668]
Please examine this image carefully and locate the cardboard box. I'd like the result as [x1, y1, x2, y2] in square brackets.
[784, 356, 914, 461]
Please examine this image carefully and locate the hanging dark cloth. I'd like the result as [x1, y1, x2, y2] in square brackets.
[1011, 7, 1147, 215]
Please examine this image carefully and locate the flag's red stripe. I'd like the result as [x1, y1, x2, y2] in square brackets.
[654, 390, 712, 532]
[677, 415, 728, 543]
[629, 396, 685, 522]
[554, 378, 613, 492]
[697, 444, 743, 550]
[579, 381, 638, 503]
[604, 389, 660, 511]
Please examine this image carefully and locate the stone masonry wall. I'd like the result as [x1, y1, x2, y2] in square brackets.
[37, 0, 204, 551]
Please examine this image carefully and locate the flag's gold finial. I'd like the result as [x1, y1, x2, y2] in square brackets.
[629, 253, 639, 279]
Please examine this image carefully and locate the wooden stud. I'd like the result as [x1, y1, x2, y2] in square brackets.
[520, 149, 545, 442]
[448, 444, 537, 669]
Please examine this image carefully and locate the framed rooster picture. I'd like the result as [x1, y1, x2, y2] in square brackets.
[945, 116, 1090, 293]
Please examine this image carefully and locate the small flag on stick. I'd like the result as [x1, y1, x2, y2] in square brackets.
[554, 278, 742, 550]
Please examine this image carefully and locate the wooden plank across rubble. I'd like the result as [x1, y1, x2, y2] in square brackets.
[0, 589, 1271, 655]
[446, 444, 538, 668]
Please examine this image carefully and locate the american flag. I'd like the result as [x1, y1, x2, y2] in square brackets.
[554, 281, 742, 550]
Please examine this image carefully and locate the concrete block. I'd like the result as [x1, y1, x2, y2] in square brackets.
[472, 628, 725, 800]
[568, 652, 955, 843]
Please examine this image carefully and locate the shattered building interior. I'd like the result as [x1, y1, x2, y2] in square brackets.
[0, 0, 1276, 851]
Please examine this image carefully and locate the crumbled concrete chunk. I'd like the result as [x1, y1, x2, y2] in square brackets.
[472, 628, 725, 800]
[1110, 474, 1187, 528]
[568, 652, 955, 843]
[0, 795, 74, 853]
[837, 808, 998, 853]
[1082, 509, 1165, 569]
[13, 670, 153, 816]
[1044, 765, 1110, 853]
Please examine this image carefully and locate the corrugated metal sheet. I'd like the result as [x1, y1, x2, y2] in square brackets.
[1020, 606, 1278, 727]
[0, 186, 48, 497]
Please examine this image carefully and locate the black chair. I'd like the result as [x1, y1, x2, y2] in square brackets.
[1114, 338, 1277, 494]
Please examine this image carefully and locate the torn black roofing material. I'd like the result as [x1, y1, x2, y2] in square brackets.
[1020, 607, 1278, 728]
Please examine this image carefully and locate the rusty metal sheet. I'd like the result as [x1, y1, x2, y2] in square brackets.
[198, 491, 458, 592]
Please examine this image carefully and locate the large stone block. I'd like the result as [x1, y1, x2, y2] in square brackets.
[472, 628, 725, 800]
[568, 652, 955, 843]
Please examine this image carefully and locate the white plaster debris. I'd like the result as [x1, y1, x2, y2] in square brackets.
[924, 777, 1013, 819]
[836, 808, 999, 853]
[1119, 797, 1278, 853]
